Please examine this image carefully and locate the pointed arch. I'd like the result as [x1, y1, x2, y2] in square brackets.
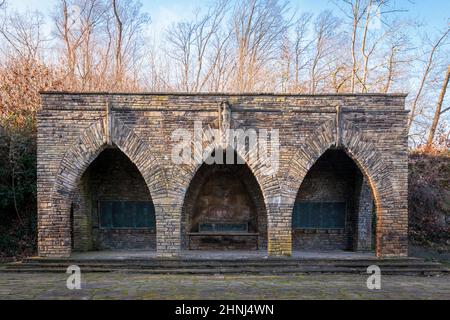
[284, 119, 337, 197]
[46, 116, 168, 256]
[53, 117, 167, 204]
[285, 118, 396, 205]
[181, 148, 268, 250]
[285, 118, 399, 257]
[168, 125, 281, 211]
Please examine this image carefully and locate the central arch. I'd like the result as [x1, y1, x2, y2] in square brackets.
[181, 148, 268, 251]
[168, 126, 281, 208]
[168, 123, 282, 255]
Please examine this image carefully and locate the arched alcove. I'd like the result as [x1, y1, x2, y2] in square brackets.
[284, 118, 402, 257]
[292, 149, 375, 252]
[181, 149, 267, 250]
[40, 117, 168, 257]
[72, 147, 156, 251]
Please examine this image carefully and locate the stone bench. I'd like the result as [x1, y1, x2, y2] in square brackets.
[187, 232, 259, 250]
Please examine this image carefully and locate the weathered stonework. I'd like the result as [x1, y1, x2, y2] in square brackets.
[37, 92, 409, 258]
[74, 148, 156, 251]
[182, 160, 267, 251]
[354, 178, 374, 251]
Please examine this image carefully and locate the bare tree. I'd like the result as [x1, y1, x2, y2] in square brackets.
[165, 21, 195, 92]
[359, 0, 374, 92]
[292, 12, 313, 92]
[407, 28, 450, 132]
[54, 0, 102, 87]
[109, 0, 150, 91]
[207, 29, 233, 92]
[382, 32, 409, 93]
[309, 11, 340, 94]
[335, 0, 369, 93]
[192, 0, 229, 92]
[426, 65, 450, 148]
[231, 0, 291, 92]
[0, 10, 46, 61]
[52, 0, 148, 91]
[112, 0, 123, 85]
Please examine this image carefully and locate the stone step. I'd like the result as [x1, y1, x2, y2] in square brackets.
[21, 257, 421, 265]
[9, 261, 444, 269]
[1, 266, 447, 275]
[3, 258, 448, 275]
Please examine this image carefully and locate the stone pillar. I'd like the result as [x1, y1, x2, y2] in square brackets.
[376, 207, 409, 257]
[355, 178, 373, 251]
[38, 196, 72, 257]
[375, 152, 409, 257]
[267, 200, 292, 256]
[155, 200, 181, 257]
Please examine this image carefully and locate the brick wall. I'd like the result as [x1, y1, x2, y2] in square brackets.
[37, 92, 408, 257]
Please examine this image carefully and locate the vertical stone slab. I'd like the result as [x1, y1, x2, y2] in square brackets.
[72, 182, 94, 252]
[355, 178, 373, 251]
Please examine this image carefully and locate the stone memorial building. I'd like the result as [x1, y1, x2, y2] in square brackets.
[37, 92, 408, 258]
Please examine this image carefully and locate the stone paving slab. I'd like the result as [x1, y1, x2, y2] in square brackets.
[0, 272, 448, 300]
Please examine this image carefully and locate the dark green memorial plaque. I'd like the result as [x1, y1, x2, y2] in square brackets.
[292, 201, 346, 229]
[99, 201, 155, 229]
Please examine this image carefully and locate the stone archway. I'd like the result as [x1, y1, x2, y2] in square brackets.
[291, 149, 374, 251]
[181, 149, 268, 251]
[284, 118, 406, 257]
[38, 117, 167, 257]
[168, 123, 282, 255]
[169, 137, 281, 207]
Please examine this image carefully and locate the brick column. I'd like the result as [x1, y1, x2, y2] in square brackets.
[267, 200, 292, 256]
[38, 196, 72, 257]
[375, 148, 409, 257]
[155, 200, 181, 257]
[376, 208, 408, 257]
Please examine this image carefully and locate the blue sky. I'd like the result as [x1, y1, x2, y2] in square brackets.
[7, 0, 450, 36]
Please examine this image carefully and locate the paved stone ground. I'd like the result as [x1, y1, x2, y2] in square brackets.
[0, 272, 448, 300]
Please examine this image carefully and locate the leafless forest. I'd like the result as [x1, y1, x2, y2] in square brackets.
[0, 0, 448, 146]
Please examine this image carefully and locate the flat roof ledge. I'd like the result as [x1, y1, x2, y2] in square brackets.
[39, 91, 408, 98]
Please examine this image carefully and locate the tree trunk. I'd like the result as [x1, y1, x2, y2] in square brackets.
[112, 0, 123, 86]
[426, 65, 450, 149]
[350, 0, 360, 93]
[408, 29, 450, 132]
[360, 0, 372, 93]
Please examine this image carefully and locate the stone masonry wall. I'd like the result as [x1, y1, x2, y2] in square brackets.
[37, 92, 409, 257]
